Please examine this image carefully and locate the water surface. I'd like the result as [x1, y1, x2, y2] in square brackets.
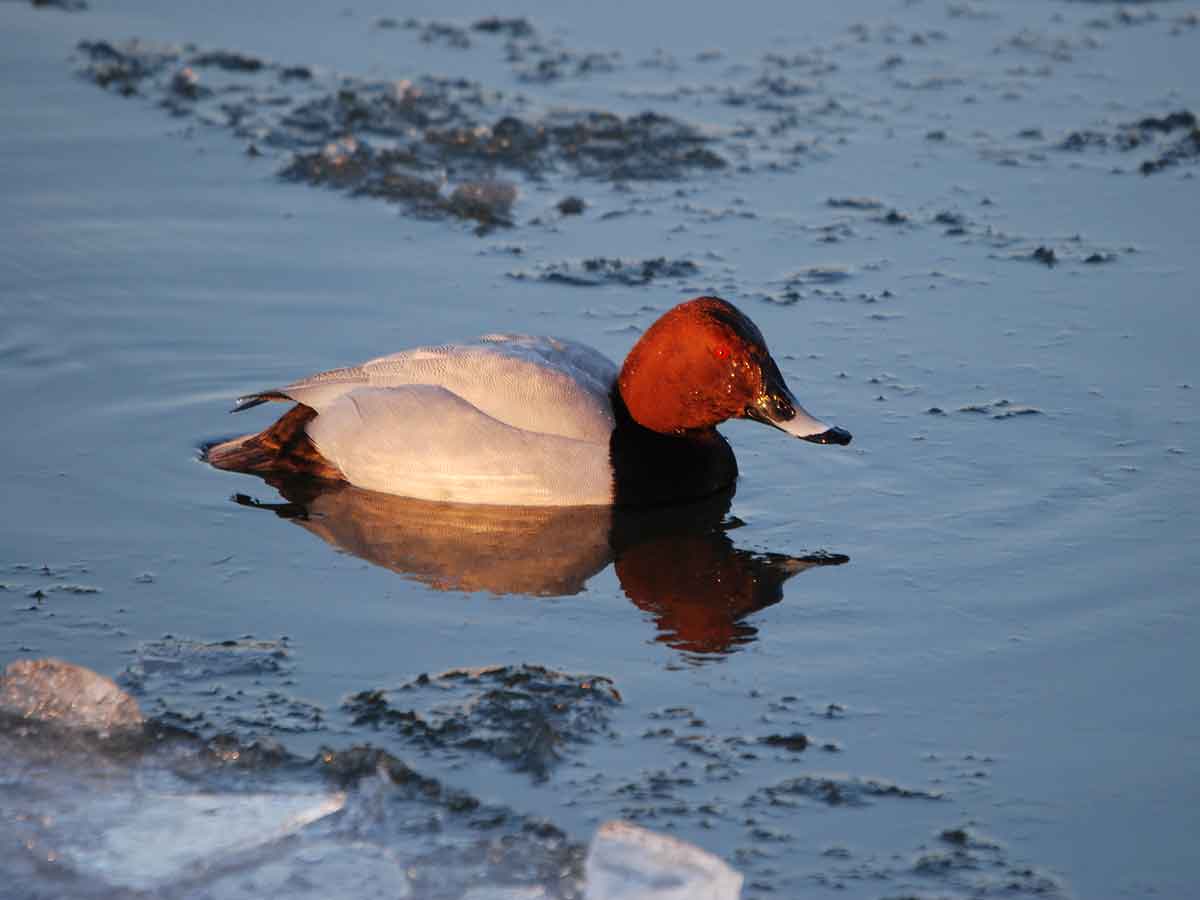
[2, 1, 1198, 897]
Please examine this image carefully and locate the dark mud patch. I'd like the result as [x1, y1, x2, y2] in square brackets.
[40, 582, 102, 595]
[759, 732, 811, 752]
[555, 47, 853, 172]
[827, 196, 885, 211]
[929, 208, 976, 232]
[3, 562, 108, 614]
[1083, 6, 1162, 31]
[384, 15, 619, 84]
[977, 228, 1130, 267]
[507, 38, 621, 85]
[122, 636, 292, 682]
[78, 38, 194, 96]
[1032, 245, 1059, 267]
[1058, 109, 1200, 174]
[31, 0, 87, 11]
[759, 264, 896, 306]
[535, 110, 726, 179]
[804, 221, 858, 244]
[615, 694, 854, 806]
[674, 199, 758, 225]
[344, 664, 622, 781]
[761, 288, 894, 307]
[508, 256, 701, 287]
[826, 199, 982, 242]
[779, 264, 855, 286]
[119, 636, 328, 737]
[418, 108, 726, 181]
[824, 195, 1125, 267]
[751, 774, 944, 808]
[633, 726, 840, 783]
[772, 264, 859, 300]
[75, 38, 726, 232]
[807, 831, 1066, 899]
[470, 16, 538, 40]
[581, 690, 1058, 898]
[958, 399, 1043, 419]
[5, 564, 99, 592]
[906, 824, 1065, 897]
[997, 26, 1102, 63]
[866, 373, 923, 398]
[384, 17, 474, 50]
[1171, 11, 1200, 35]
[557, 195, 586, 215]
[280, 136, 517, 230]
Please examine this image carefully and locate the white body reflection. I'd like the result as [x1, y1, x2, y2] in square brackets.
[234, 480, 848, 655]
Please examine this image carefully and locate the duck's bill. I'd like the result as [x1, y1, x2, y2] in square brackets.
[799, 423, 853, 445]
[754, 403, 852, 445]
[745, 366, 852, 446]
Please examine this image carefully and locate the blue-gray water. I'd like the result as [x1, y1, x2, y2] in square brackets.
[2, 1, 1198, 897]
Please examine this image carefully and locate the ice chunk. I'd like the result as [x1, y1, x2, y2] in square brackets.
[0, 657, 143, 734]
[66, 791, 346, 892]
[199, 838, 413, 899]
[584, 820, 742, 900]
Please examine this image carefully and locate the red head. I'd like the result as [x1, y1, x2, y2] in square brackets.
[617, 297, 851, 445]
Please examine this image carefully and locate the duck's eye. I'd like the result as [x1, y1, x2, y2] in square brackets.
[711, 344, 731, 360]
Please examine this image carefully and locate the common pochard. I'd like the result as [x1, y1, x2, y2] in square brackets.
[206, 296, 851, 506]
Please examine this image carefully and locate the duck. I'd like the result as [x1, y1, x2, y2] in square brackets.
[205, 296, 851, 506]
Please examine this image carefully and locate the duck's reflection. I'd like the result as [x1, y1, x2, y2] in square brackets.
[233, 480, 848, 656]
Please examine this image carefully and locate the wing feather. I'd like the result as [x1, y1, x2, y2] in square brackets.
[306, 386, 614, 506]
[255, 336, 617, 445]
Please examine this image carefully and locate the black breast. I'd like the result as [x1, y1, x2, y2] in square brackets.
[608, 389, 738, 506]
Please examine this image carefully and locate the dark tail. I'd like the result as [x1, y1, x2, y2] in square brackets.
[231, 390, 291, 413]
[204, 404, 344, 482]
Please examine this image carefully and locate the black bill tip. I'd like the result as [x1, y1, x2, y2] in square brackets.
[802, 426, 852, 446]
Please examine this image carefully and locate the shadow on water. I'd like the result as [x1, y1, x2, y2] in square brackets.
[228, 477, 849, 656]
